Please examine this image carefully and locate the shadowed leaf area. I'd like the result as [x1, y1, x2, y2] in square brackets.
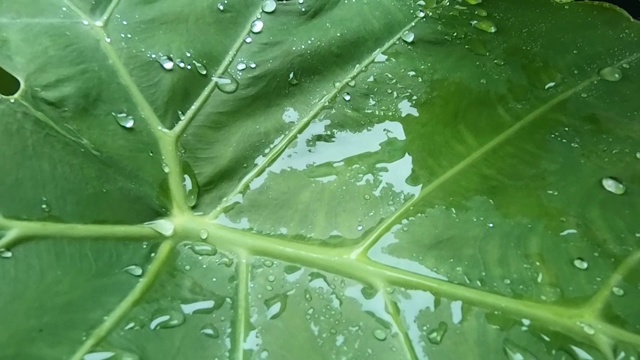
[0, 0, 639, 359]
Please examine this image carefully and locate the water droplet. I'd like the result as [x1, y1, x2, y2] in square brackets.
[342, 92, 351, 101]
[475, 8, 488, 16]
[356, 225, 364, 231]
[416, 9, 426, 18]
[544, 82, 556, 90]
[161, 162, 170, 173]
[199, 229, 209, 240]
[427, 321, 448, 344]
[149, 309, 185, 330]
[577, 322, 595, 335]
[573, 257, 589, 270]
[112, 112, 135, 129]
[213, 74, 239, 93]
[465, 0, 482, 4]
[200, 324, 220, 339]
[144, 219, 175, 237]
[0, 249, 13, 259]
[612, 286, 624, 296]
[373, 329, 387, 341]
[265, 293, 288, 320]
[158, 55, 175, 70]
[304, 289, 312, 302]
[471, 19, 497, 33]
[251, 19, 264, 34]
[217, 3, 224, 11]
[263, 260, 274, 267]
[189, 242, 218, 256]
[182, 162, 199, 207]
[267, 274, 276, 282]
[288, 72, 298, 85]
[401, 31, 415, 43]
[262, 0, 277, 13]
[347, 79, 356, 87]
[193, 60, 207, 75]
[82, 352, 116, 360]
[123, 265, 143, 277]
[244, 36, 253, 44]
[236, 62, 247, 71]
[598, 66, 622, 82]
[363, 194, 371, 200]
[41, 196, 51, 213]
[601, 177, 626, 195]
[636, 151, 640, 160]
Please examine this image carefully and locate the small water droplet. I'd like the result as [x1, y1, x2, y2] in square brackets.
[189, 242, 218, 256]
[82, 351, 116, 360]
[598, 66, 622, 82]
[161, 162, 170, 173]
[236, 62, 247, 71]
[213, 74, 239, 93]
[263, 260, 274, 267]
[244, 36, 253, 44]
[356, 225, 364, 231]
[612, 286, 624, 296]
[373, 329, 387, 341]
[544, 82, 556, 90]
[144, 219, 175, 237]
[401, 31, 415, 43]
[123, 265, 143, 277]
[342, 92, 351, 101]
[200, 324, 220, 339]
[158, 55, 175, 70]
[475, 9, 488, 16]
[0, 249, 13, 259]
[193, 60, 207, 75]
[182, 162, 199, 207]
[199, 229, 209, 240]
[573, 257, 589, 270]
[288, 72, 298, 85]
[112, 112, 135, 129]
[41, 196, 51, 213]
[416, 9, 426, 18]
[262, 0, 277, 13]
[471, 19, 497, 33]
[217, 3, 224, 11]
[347, 79, 356, 87]
[465, 0, 482, 4]
[601, 177, 626, 195]
[265, 293, 288, 320]
[577, 322, 595, 335]
[267, 274, 276, 282]
[363, 194, 371, 200]
[251, 19, 264, 33]
[427, 321, 448, 344]
[149, 309, 185, 330]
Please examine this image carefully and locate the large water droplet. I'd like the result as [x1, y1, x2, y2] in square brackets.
[182, 161, 199, 207]
[189, 242, 218, 256]
[288, 72, 298, 85]
[401, 31, 415, 43]
[251, 19, 264, 34]
[158, 55, 175, 70]
[472, 19, 497, 33]
[264, 293, 288, 320]
[193, 60, 207, 76]
[123, 265, 143, 277]
[181, 300, 217, 315]
[427, 321, 448, 344]
[149, 309, 185, 330]
[144, 219, 175, 237]
[262, 0, 276, 13]
[199, 229, 209, 240]
[112, 112, 135, 129]
[342, 92, 351, 101]
[577, 321, 595, 335]
[217, 3, 224, 11]
[598, 66, 622, 82]
[200, 323, 220, 338]
[236, 62, 247, 71]
[601, 177, 626, 195]
[612, 286, 625, 296]
[213, 74, 239, 93]
[573, 257, 589, 270]
[373, 329, 387, 341]
[0, 248, 13, 259]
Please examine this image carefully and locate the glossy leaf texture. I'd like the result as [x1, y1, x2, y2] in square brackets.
[0, 0, 639, 359]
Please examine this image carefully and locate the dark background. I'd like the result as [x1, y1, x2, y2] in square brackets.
[589, 0, 640, 18]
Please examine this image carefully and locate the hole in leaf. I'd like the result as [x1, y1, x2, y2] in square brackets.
[0, 65, 21, 96]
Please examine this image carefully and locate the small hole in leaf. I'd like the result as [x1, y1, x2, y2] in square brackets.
[0, 65, 21, 96]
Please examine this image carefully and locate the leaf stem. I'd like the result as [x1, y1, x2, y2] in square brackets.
[232, 251, 250, 360]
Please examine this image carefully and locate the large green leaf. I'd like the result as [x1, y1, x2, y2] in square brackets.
[1, 0, 639, 359]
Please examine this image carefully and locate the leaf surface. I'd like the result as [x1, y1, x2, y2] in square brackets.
[0, 0, 639, 359]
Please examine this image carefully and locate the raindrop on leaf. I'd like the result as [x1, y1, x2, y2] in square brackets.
[401, 31, 415, 43]
[251, 19, 264, 33]
[601, 177, 626, 195]
[112, 112, 135, 129]
[158, 55, 175, 70]
[598, 66, 622, 82]
[262, 0, 277, 13]
[123, 265, 143, 277]
[144, 219, 175, 237]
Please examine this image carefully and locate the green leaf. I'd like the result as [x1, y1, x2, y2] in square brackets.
[1, 0, 639, 359]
